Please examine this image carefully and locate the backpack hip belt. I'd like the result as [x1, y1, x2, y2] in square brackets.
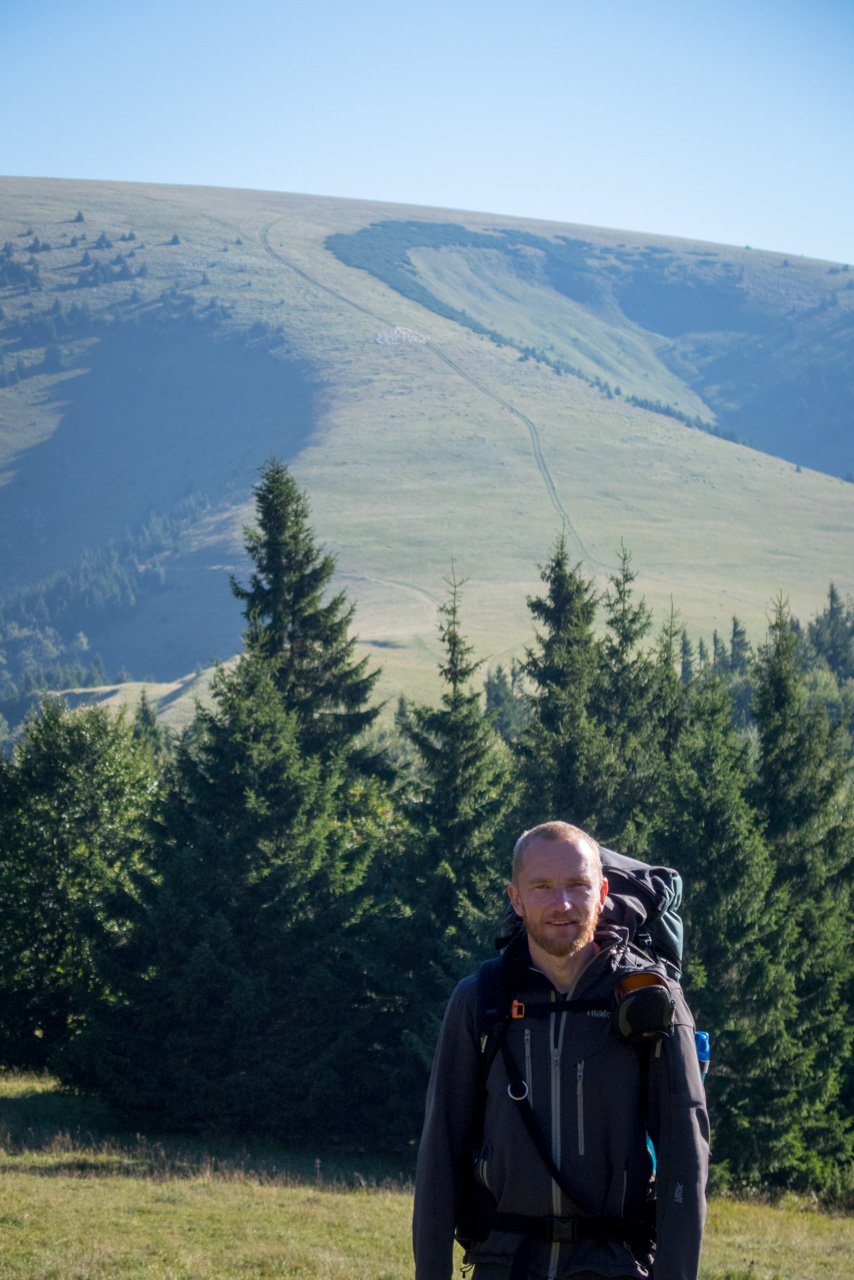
[478, 1207, 655, 1280]
[485, 1208, 654, 1248]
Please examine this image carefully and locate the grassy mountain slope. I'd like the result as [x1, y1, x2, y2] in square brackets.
[326, 218, 854, 471]
[0, 176, 852, 718]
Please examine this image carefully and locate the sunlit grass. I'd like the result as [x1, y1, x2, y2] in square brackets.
[0, 1074, 850, 1279]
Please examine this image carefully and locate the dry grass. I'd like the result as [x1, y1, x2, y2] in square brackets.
[0, 1074, 850, 1279]
[701, 1196, 854, 1279]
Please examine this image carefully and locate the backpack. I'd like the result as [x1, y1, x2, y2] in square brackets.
[455, 848, 684, 1266]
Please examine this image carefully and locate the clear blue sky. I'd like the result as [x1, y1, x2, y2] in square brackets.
[2, 0, 852, 263]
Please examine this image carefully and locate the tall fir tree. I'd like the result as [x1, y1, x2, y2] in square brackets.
[712, 630, 728, 672]
[652, 601, 689, 764]
[730, 616, 751, 674]
[364, 574, 519, 1135]
[749, 598, 854, 1182]
[132, 688, 166, 758]
[590, 545, 662, 853]
[653, 678, 790, 1183]
[402, 571, 516, 971]
[680, 629, 695, 686]
[230, 457, 380, 761]
[485, 662, 529, 742]
[726, 615, 755, 725]
[67, 656, 388, 1140]
[516, 533, 613, 830]
[808, 583, 854, 681]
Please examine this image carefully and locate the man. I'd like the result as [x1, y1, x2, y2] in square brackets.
[413, 821, 709, 1280]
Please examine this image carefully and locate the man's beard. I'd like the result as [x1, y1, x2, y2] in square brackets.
[526, 912, 598, 958]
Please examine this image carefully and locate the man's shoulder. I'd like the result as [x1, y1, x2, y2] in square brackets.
[436, 967, 485, 1046]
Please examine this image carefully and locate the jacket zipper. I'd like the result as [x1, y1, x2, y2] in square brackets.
[576, 1060, 585, 1156]
[524, 1028, 533, 1109]
[549, 1007, 567, 1280]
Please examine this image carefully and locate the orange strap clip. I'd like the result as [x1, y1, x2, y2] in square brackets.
[511, 1000, 526, 1019]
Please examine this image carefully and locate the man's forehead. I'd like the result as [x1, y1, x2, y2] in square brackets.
[521, 836, 599, 873]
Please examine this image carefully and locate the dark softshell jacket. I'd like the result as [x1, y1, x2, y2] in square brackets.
[413, 930, 709, 1280]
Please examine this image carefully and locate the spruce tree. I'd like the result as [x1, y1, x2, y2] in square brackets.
[403, 571, 515, 963]
[730, 616, 751, 674]
[809, 583, 854, 681]
[722, 615, 754, 726]
[230, 458, 380, 760]
[132, 688, 165, 758]
[680, 630, 695, 685]
[590, 545, 662, 852]
[387, 574, 516, 1129]
[653, 678, 788, 1183]
[484, 662, 529, 742]
[69, 656, 385, 1140]
[749, 598, 854, 1182]
[712, 630, 728, 672]
[516, 533, 613, 830]
[652, 601, 689, 764]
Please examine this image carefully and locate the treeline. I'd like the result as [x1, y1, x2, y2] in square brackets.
[1, 459, 852, 1198]
[0, 278, 270, 388]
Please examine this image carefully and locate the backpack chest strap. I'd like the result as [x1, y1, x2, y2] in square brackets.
[507, 995, 614, 1019]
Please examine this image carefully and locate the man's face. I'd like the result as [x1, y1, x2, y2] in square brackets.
[508, 836, 608, 959]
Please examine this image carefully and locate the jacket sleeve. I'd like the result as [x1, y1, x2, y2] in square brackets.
[645, 986, 710, 1280]
[412, 973, 481, 1280]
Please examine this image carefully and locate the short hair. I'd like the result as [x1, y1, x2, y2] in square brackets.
[512, 821, 603, 886]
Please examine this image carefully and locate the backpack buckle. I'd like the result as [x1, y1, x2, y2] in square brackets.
[511, 1000, 526, 1019]
[544, 1216, 579, 1243]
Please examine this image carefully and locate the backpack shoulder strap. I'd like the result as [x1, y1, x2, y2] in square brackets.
[456, 948, 519, 1249]
[474, 940, 521, 1083]
[476, 955, 504, 1047]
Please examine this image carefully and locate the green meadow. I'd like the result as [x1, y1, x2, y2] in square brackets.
[1, 177, 853, 719]
[0, 1075, 848, 1280]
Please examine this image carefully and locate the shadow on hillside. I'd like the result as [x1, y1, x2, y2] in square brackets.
[0, 1075, 413, 1189]
[0, 316, 321, 679]
[0, 317, 318, 593]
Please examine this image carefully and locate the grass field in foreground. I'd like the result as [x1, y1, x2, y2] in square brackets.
[0, 1075, 850, 1280]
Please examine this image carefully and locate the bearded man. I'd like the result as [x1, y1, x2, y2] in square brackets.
[413, 821, 709, 1280]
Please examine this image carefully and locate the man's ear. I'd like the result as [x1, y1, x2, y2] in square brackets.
[508, 882, 521, 915]
[599, 876, 609, 911]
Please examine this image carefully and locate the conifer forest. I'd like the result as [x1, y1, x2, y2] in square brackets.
[1, 459, 852, 1196]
